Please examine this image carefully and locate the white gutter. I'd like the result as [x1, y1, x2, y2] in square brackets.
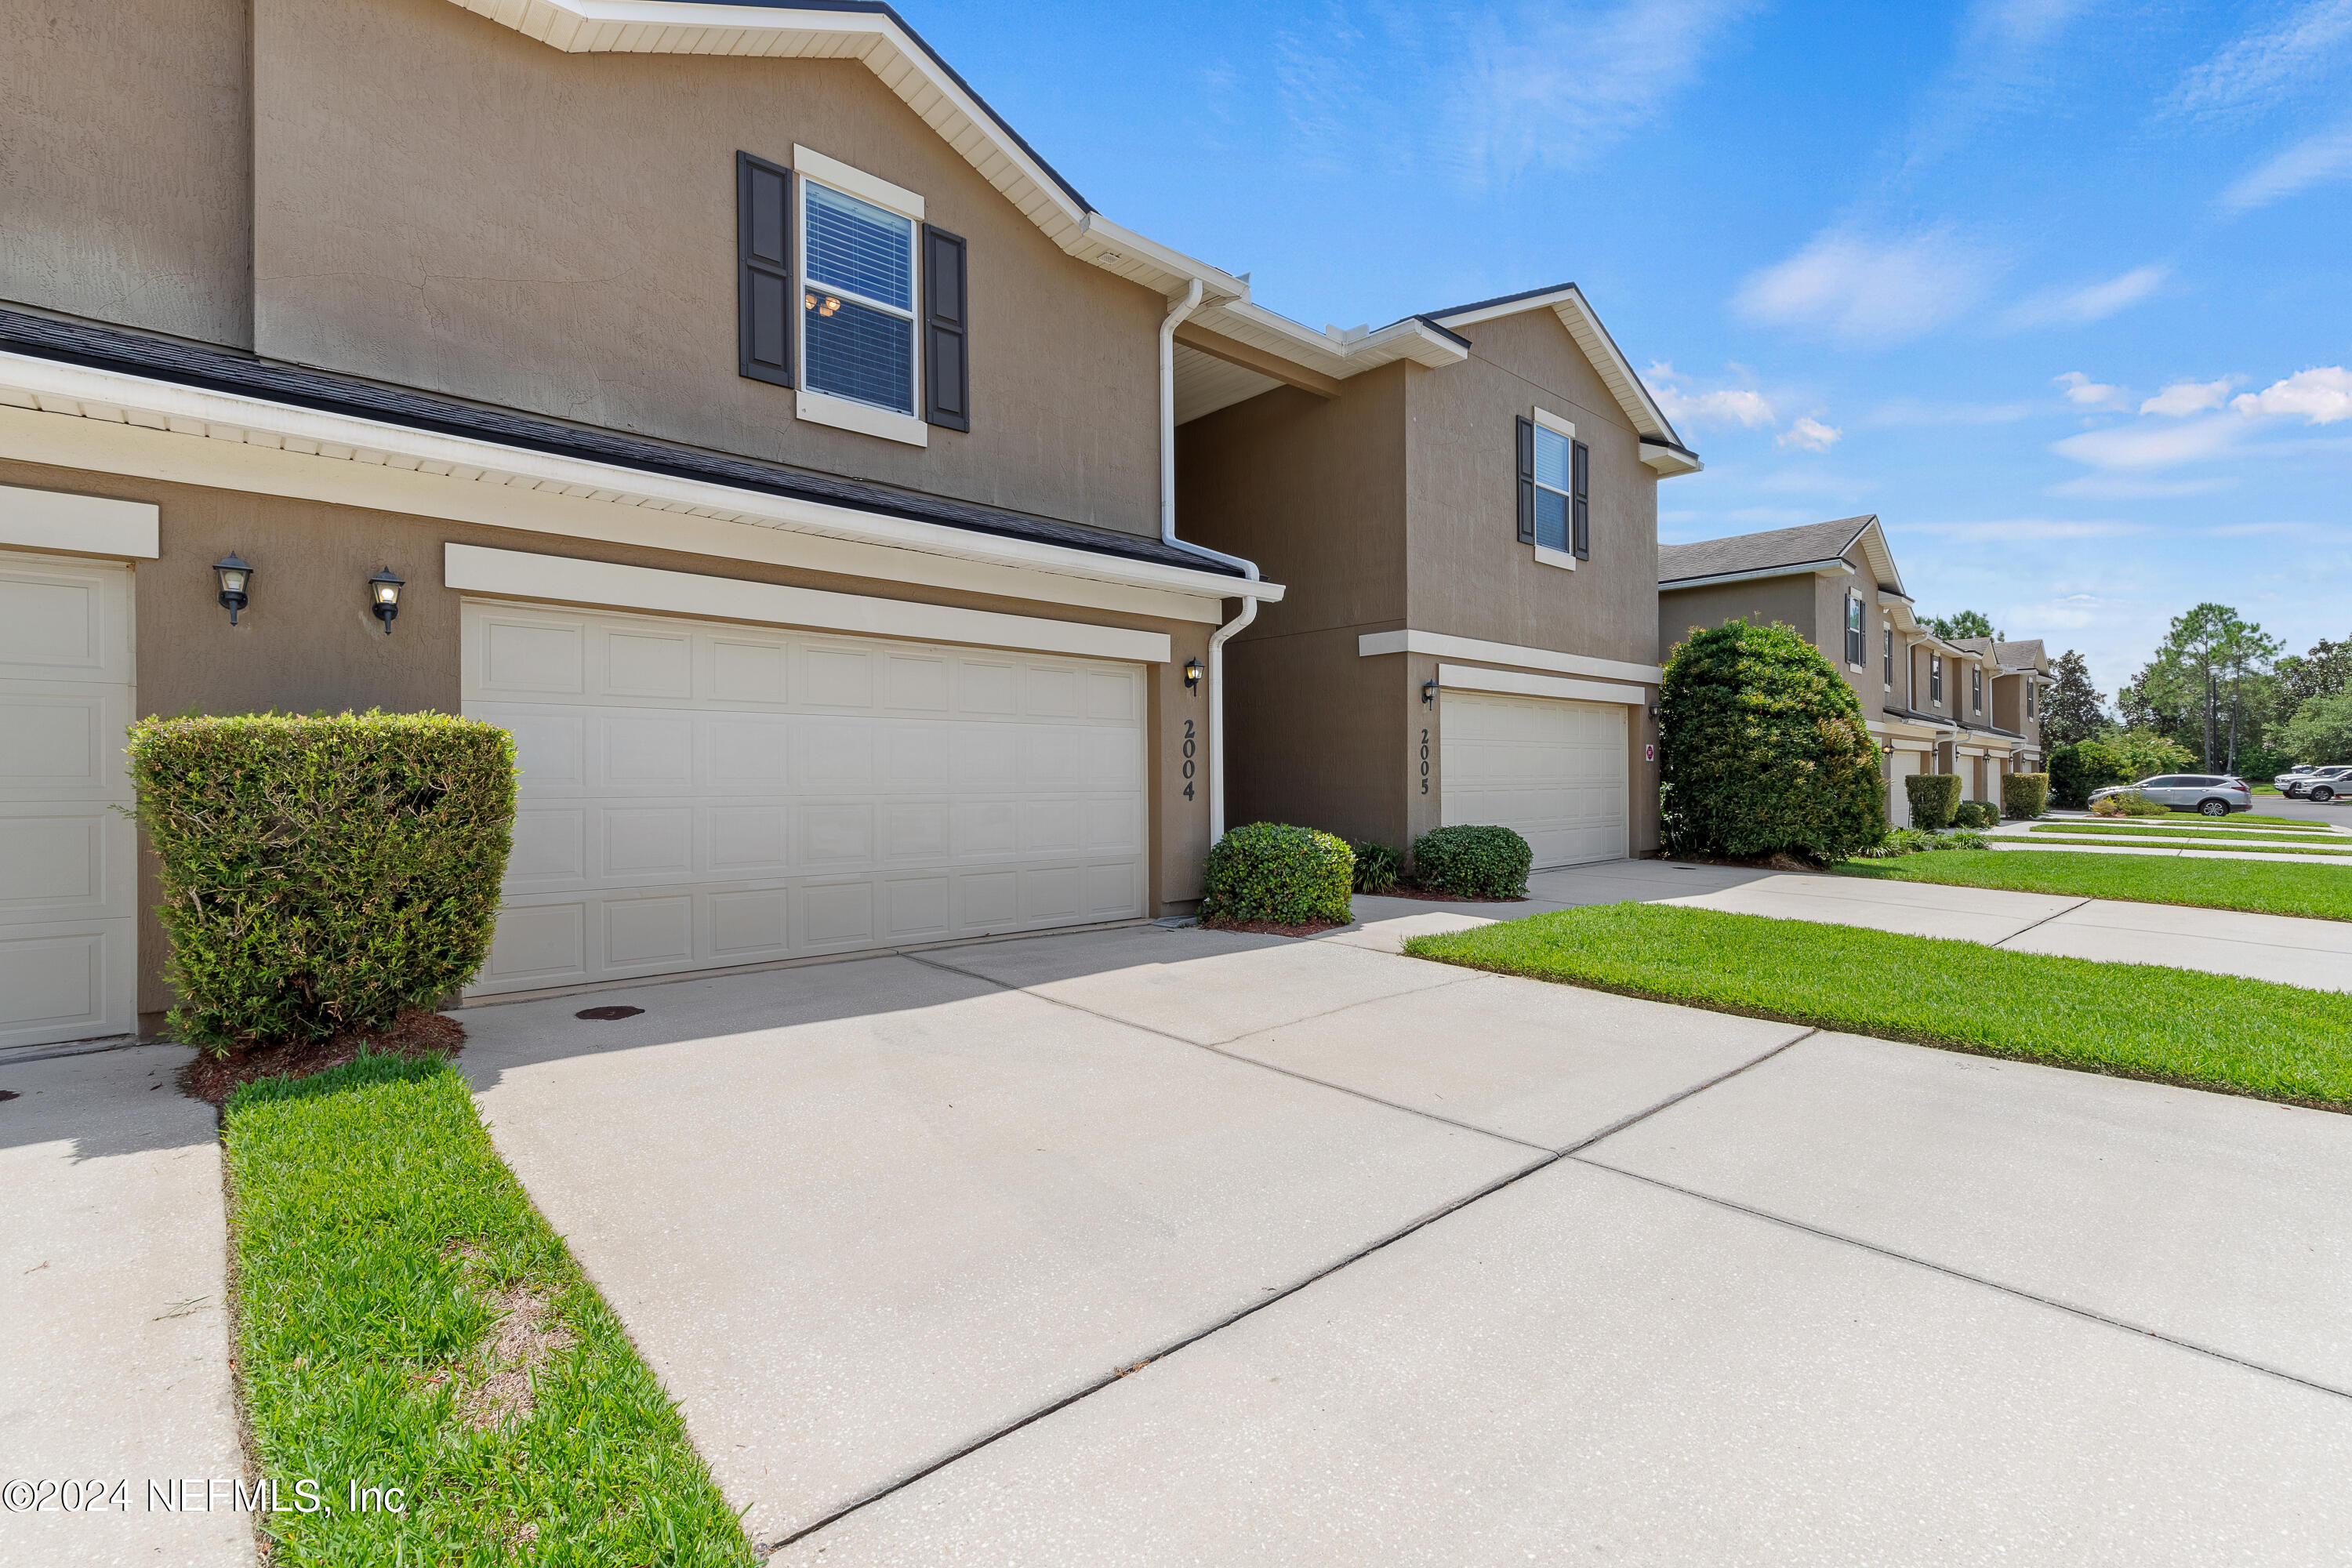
[1159, 278, 1261, 841]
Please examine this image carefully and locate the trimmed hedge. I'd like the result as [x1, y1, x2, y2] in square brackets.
[1906, 773, 1962, 830]
[1347, 840, 1403, 895]
[1658, 620, 1886, 862]
[2002, 772, 2050, 819]
[1954, 800, 1998, 830]
[1200, 823, 1355, 926]
[1411, 825, 1533, 900]
[129, 711, 517, 1054]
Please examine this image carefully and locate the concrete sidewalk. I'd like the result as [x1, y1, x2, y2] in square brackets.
[0, 1045, 252, 1568]
[1340, 857, 2352, 993]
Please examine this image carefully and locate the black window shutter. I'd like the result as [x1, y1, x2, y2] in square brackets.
[1570, 439, 1591, 560]
[1515, 416, 1536, 543]
[922, 224, 970, 431]
[738, 151, 792, 388]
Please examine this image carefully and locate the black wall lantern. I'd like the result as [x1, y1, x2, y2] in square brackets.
[212, 554, 252, 626]
[1182, 657, 1203, 690]
[368, 568, 405, 635]
[1421, 679, 1438, 707]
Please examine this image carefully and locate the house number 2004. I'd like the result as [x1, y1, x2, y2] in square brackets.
[1181, 718, 1196, 801]
[1418, 728, 1430, 796]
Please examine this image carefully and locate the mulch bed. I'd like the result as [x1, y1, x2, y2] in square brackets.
[1361, 884, 1530, 903]
[179, 1008, 466, 1105]
[1200, 917, 1350, 936]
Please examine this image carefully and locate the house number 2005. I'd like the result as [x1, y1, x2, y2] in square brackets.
[1418, 728, 1430, 795]
[1181, 718, 1196, 801]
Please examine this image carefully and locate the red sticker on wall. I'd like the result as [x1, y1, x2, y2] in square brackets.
[1644, 743, 1657, 762]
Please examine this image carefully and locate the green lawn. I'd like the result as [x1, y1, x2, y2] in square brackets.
[1835, 849, 2352, 922]
[2029, 823, 2342, 844]
[2055, 812, 2330, 829]
[1404, 905, 2352, 1107]
[2020, 837, 2352, 858]
[224, 1052, 753, 1566]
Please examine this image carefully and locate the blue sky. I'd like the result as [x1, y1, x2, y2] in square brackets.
[917, 0, 2351, 699]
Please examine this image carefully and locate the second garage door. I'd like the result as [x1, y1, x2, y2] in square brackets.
[1440, 690, 1628, 869]
[466, 601, 1148, 997]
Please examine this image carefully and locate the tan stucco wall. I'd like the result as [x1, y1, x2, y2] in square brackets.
[1658, 575, 1816, 664]
[1404, 311, 1660, 669]
[249, 0, 1160, 537]
[0, 0, 253, 347]
[0, 458, 1207, 1020]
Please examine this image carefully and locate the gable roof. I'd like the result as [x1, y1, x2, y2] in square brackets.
[1991, 638, 2047, 671]
[1659, 516, 1903, 594]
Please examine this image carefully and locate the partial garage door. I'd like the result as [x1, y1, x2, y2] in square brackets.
[0, 552, 138, 1048]
[1441, 689, 1628, 869]
[465, 601, 1147, 997]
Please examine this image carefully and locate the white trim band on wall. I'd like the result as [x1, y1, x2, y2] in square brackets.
[445, 544, 1173, 663]
[0, 484, 159, 557]
[1438, 663, 1646, 706]
[1361, 628, 1661, 686]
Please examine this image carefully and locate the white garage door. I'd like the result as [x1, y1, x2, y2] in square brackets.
[0, 552, 138, 1048]
[465, 601, 1148, 996]
[1441, 690, 1628, 870]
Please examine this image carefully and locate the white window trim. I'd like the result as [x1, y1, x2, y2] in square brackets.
[1529, 407, 1577, 563]
[1532, 543, 1577, 572]
[1532, 407, 1577, 439]
[793, 146, 924, 435]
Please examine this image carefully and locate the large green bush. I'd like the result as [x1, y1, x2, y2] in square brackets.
[2002, 772, 2051, 819]
[1199, 822, 1354, 926]
[129, 710, 517, 1054]
[1659, 620, 1887, 862]
[1411, 825, 1533, 899]
[1906, 773, 1962, 829]
[1953, 800, 1998, 830]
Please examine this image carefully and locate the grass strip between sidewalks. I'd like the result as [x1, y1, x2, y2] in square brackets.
[1404, 904, 2352, 1109]
[2019, 837, 2352, 858]
[1832, 849, 2352, 922]
[2029, 823, 2341, 844]
[224, 1051, 753, 1566]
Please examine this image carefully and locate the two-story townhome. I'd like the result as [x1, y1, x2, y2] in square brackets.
[1173, 285, 1703, 870]
[1658, 517, 2046, 827]
[0, 0, 1299, 1047]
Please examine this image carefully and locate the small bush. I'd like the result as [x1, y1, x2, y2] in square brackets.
[1657, 619, 1886, 862]
[1411, 825, 1533, 899]
[1855, 826, 1992, 858]
[1200, 823, 1355, 926]
[128, 710, 517, 1055]
[1954, 800, 1998, 829]
[2091, 791, 2169, 818]
[1906, 773, 1962, 829]
[1347, 840, 1403, 894]
[2003, 772, 2051, 819]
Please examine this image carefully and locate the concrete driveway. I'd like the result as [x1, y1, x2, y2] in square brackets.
[457, 919, 2352, 1563]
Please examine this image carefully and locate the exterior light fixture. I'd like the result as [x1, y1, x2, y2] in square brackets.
[1422, 679, 1438, 707]
[212, 554, 252, 626]
[1647, 702, 1661, 721]
[1181, 658, 1204, 690]
[368, 568, 405, 635]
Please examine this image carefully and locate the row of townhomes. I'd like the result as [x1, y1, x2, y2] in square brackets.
[1660, 517, 2051, 826]
[0, 0, 2024, 1051]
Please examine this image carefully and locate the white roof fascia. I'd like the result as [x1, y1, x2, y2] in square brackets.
[1640, 441, 1704, 476]
[0, 350, 1282, 606]
[1073, 214, 1249, 303]
[1845, 516, 1907, 601]
[1189, 299, 1468, 378]
[1659, 559, 1853, 591]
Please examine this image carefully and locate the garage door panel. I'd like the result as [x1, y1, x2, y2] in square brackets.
[1442, 691, 1628, 872]
[465, 602, 1148, 996]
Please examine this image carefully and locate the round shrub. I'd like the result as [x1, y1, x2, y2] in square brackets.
[1411, 825, 1532, 899]
[1660, 620, 1888, 862]
[128, 710, 517, 1055]
[2002, 771, 2050, 819]
[1199, 823, 1355, 926]
[1953, 800, 1998, 829]
[1347, 840, 1403, 894]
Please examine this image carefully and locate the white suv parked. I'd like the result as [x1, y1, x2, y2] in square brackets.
[2281, 765, 2352, 802]
[2090, 774, 2253, 815]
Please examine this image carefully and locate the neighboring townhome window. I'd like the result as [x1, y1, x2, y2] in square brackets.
[1973, 666, 1983, 713]
[1882, 626, 1893, 688]
[1844, 596, 1866, 666]
[1930, 655, 1944, 705]
[2027, 681, 2036, 720]
[804, 178, 917, 416]
[1516, 411, 1589, 562]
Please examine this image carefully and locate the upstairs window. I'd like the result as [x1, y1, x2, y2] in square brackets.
[1517, 412, 1589, 563]
[2027, 681, 2035, 720]
[803, 180, 916, 416]
[1973, 666, 1983, 713]
[1930, 655, 1944, 706]
[1844, 596, 1866, 666]
[1882, 626, 1893, 688]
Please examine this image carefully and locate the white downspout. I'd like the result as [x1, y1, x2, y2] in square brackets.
[1157, 278, 1260, 842]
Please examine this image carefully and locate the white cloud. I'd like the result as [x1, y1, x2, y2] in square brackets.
[2222, 118, 2352, 212]
[1776, 416, 1842, 452]
[2231, 365, 2352, 423]
[1736, 227, 1994, 347]
[2051, 416, 2244, 470]
[2176, 0, 2352, 118]
[1644, 361, 1786, 431]
[2049, 474, 2237, 499]
[1443, 0, 1759, 182]
[2002, 264, 2169, 328]
[2053, 371, 2128, 408]
[1864, 397, 2036, 426]
[2139, 377, 2237, 416]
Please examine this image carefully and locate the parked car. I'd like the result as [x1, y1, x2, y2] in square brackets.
[2280, 765, 2352, 801]
[2089, 775, 2252, 815]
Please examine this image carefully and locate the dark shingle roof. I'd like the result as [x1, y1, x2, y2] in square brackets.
[0, 307, 1236, 576]
[1659, 516, 1874, 585]
[1991, 638, 2045, 670]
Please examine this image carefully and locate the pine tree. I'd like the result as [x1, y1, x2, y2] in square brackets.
[2040, 650, 2108, 748]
